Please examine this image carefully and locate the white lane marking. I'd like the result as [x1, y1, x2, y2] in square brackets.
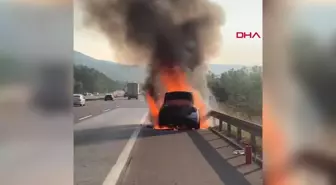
[116, 105, 120, 108]
[104, 109, 111, 112]
[102, 113, 146, 185]
[140, 112, 148, 125]
[78, 115, 92, 121]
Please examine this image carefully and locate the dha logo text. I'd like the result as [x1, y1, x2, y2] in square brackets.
[236, 32, 261, 39]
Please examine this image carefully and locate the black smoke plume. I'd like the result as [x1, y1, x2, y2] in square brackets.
[82, 0, 224, 99]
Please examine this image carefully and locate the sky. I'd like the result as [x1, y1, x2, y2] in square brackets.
[74, 0, 263, 65]
[293, 5, 336, 44]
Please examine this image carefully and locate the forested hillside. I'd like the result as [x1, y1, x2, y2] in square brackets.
[74, 51, 244, 81]
[73, 65, 125, 93]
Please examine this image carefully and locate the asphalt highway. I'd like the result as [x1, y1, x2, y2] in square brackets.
[73, 97, 147, 123]
[74, 97, 262, 185]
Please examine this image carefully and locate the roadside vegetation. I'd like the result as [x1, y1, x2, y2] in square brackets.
[208, 66, 262, 123]
[74, 65, 125, 94]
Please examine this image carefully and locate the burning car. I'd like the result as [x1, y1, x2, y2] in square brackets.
[158, 91, 200, 129]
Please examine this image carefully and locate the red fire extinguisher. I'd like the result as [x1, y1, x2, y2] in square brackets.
[245, 144, 252, 164]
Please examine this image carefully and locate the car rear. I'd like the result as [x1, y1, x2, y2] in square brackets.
[104, 94, 114, 101]
[158, 91, 200, 129]
[73, 94, 85, 106]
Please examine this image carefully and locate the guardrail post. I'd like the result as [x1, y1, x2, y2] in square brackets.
[209, 110, 262, 165]
[251, 134, 257, 153]
[218, 119, 223, 131]
[237, 128, 242, 142]
[227, 123, 231, 136]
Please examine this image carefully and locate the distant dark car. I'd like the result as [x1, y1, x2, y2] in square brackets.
[158, 91, 200, 129]
[104, 94, 114, 101]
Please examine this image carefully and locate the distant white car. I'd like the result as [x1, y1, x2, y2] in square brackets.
[73, 94, 86, 106]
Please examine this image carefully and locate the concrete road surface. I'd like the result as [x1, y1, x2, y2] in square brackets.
[118, 128, 262, 185]
[74, 98, 262, 185]
[75, 107, 147, 185]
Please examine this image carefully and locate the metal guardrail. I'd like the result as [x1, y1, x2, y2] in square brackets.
[208, 110, 263, 165]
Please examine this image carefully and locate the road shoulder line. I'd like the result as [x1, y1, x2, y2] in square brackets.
[78, 115, 92, 121]
[102, 112, 147, 185]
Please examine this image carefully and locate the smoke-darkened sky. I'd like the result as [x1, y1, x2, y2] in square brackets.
[74, 0, 262, 65]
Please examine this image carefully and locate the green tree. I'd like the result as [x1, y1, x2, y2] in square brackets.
[208, 66, 262, 120]
[73, 65, 125, 93]
[74, 80, 83, 93]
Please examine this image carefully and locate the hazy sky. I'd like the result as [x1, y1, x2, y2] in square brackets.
[74, 0, 262, 65]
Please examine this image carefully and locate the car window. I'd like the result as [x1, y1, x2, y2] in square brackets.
[164, 92, 193, 103]
[166, 99, 192, 106]
[74, 95, 80, 98]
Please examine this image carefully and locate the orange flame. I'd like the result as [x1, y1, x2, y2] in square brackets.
[145, 66, 209, 130]
[146, 93, 159, 119]
[263, 101, 295, 185]
[145, 93, 166, 129]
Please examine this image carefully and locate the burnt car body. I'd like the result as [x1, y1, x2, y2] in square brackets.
[158, 91, 200, 129]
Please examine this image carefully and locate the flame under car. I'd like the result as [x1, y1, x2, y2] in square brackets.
[158, 91, 200, 129]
